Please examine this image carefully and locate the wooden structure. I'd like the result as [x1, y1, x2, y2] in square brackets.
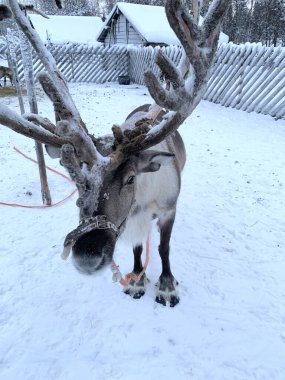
[129, 43, 285, 120]
[0, 42, 129, 83]
[96, 2, 180, 47]
[1, 41, 284, 119]
[96, 2, 228, 47]
[205, 43, 285, 119]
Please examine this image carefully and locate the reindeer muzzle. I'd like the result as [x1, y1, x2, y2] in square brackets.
[61, 215, 118, 260]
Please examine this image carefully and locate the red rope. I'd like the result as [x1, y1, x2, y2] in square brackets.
[111, 232, 151, 287]
[13, 147, 73, 182]
[0, 147, 77, 208]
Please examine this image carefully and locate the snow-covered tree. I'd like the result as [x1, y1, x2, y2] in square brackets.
[223, 0, 250, 43]
[41, 0, 57, 14]
[200, 0, 285, 45]
[58, 0, 93, 15]
[251, 0, 285, 46]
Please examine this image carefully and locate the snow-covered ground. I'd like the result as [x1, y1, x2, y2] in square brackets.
[0, 83, 285, 380]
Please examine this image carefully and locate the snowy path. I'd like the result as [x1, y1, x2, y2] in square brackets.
[0, 83, 285, 380]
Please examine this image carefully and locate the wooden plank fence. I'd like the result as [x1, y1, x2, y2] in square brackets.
[129, 43, 285, 120]
[0, 42, 129, 84]
[0, 41, 284, 119]
[205, 42, 285, 120]
[129, 45, 182, 85]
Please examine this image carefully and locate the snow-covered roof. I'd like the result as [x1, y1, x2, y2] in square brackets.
[97, 2, 229, 45]
[29, 15, 103, 44]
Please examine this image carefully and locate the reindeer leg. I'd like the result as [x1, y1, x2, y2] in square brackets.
[156, 211, 179, 307]
[124, 244, 148, 299]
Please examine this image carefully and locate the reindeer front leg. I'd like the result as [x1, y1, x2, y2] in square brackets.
[124, 244, 148, 299]
[156, 211, 179, 307]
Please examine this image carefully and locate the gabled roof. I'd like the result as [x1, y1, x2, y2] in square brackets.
[96, 2, 229, 45]
[96, 2, 180, 45]
[29, 15, 103, 44]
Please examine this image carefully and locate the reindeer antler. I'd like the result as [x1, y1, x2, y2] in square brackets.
[0, 0, 229, 193]
[2, 0, 102, 167]
[110, 0, 229, 157]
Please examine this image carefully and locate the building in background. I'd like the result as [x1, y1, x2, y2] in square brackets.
[97, 2, 229, 47]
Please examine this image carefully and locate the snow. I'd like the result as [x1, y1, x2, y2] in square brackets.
[0, 58, 8, 67]
[0, 82, 285, 379]
[29, 14, 103, 44]
[98, 2, 228, 46]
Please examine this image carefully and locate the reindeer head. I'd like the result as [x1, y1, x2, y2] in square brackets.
[0, 0, 230, 275]
[61, 107, 176, 274]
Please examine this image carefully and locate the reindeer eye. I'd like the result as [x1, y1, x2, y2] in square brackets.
[126, 175, 135, 185]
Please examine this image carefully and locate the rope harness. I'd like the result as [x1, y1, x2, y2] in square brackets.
[61, 214, 119, 259]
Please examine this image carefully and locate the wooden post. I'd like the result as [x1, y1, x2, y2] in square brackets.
[19, 31, 52, 205]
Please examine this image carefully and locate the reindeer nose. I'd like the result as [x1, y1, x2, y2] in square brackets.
[72, 253, 105, 275]
[71, 229, 116, 274]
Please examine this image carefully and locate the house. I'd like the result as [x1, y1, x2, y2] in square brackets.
[96, 2, 229, 47]
[29, 14, 103, 44]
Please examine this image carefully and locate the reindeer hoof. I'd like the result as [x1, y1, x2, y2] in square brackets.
[133, 289, 145, 299]
[124, 274, 148, 299]
[155, 275, 180, 307]
[155, 294, 166, 306]
[155, 291, 180, 307]
[169, 294, 180, 307]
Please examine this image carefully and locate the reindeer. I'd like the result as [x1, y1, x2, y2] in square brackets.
[0, 0, 229, 306]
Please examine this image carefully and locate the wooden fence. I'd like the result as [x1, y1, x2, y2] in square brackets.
[0, 41, 284, 119]
[205, 43, 285, 120]
[129, 45, 182, 85]
[129, 43, 285, 120]
[0, 42, 129, 83]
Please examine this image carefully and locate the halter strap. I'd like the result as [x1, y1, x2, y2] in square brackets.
[62, 215, 118, 256]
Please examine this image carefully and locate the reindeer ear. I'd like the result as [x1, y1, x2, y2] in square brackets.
[45, 144, 61, 159]
[136, 150, 174, 173]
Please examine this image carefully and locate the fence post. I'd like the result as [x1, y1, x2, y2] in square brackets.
[19, 31, 52, 205]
